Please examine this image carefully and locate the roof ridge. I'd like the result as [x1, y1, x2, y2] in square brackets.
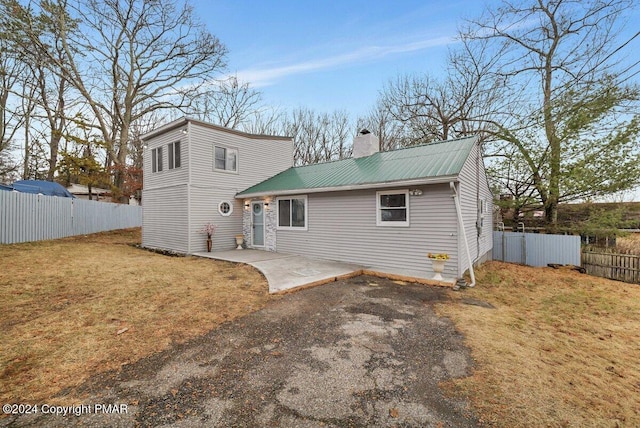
[288, 135, 477, 170]
[384, 135, 477, 152]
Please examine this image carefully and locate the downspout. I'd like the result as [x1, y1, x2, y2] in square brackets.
[186, 120, 192, 254]
[450, 181, 476, 288]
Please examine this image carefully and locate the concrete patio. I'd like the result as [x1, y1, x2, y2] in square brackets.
[193, 249, 364, 293]
[193, 249, 455, 293]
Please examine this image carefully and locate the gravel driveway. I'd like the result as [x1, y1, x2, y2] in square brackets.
[7, 275, 478, 427]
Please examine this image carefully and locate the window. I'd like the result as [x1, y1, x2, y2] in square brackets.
[477, 198, 486, 233]
[277, 196, 307, 230]
[168, 141, 181, 169]
[214, 145, 238, 172]
[218, 200, 233, 216]
[376, 190, 409, 226]
[151, 147, 163, 173]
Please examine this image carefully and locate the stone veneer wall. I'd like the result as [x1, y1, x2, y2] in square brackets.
[264, 204, 277, 251]
[242, 206, 251, 249]
[241, 199, 277, 252]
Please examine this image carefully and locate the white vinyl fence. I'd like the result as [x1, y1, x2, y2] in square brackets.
[0, 191, 142, 244]
[493, 231, 581, 267]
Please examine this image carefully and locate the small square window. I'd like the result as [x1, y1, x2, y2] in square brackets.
[214, 145, 238, 172]
[277, 196, 307, 230]
[376, 190, 409, 227]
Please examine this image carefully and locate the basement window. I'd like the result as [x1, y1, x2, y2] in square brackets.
[376, 190, 409, 227]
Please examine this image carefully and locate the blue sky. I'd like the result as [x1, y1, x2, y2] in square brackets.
[191, 0, 489, 118]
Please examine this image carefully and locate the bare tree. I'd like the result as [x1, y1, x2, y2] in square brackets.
[7, 0, 227, 200]
[357, 100, 419, 152]
[28, 32, 70, 180]
[378, 41, 503, 150]
[282, 108, 353, 166]
[381, 74, 463, 143]
[0, 34, 25, 180]
[464, 0, 640, 224]
[185, 76, 262, 129]
[240, 106, 286, 136]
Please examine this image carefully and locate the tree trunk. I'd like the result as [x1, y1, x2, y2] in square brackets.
[46, 81, 66, 181]
[23, 111, 30, 179]
[542, 36, 560, 225]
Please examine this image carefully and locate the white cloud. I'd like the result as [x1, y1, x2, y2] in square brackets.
[235, 35, 455, 87]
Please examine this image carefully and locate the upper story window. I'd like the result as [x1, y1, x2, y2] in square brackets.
[168, 141, 181, 169]
[214, 145, 238, 173]
[376, 190, 409, 227]
[151, 147, 163, 173]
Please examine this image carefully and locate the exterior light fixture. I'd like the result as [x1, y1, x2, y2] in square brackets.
[409, 189, 423, 196]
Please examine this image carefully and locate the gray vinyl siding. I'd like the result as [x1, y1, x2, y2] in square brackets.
[189, 185, 244, 252]
[274, 185, 460, 278]
[457, 143, 494, 276]
[143, 127, 189, 191]
[142, 125, 189, 252]
[142, 119, 292, 254]
[185, 123, 293, 253]
[188, 123, 293, 193]
[142, 185, 188, 253]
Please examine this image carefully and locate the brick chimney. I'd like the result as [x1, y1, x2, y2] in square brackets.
[352, 129, 379, 158]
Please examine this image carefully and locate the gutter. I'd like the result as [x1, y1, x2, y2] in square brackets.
[236, 175, 460, 199]
[450, 181, 476, 288]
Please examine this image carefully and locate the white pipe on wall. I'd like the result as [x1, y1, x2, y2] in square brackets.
[450, 181, 476, 288]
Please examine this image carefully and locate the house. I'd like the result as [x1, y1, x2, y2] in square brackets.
[236, 131, 493, 280]
[141, 118, 293, 254]
[66, 183, 111, 201]
[141, 118, 492, 281]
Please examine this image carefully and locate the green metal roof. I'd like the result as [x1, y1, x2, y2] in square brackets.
[237, 136, 477, 197]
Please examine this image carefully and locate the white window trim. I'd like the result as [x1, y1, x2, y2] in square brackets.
[213, 144, 239, 174]
[168, 141, 181, 170]
[151, 147, 163, 173]
[376, 189, 410, 227]
[276, 195, 308, 231]
[218, 200, 233, 216]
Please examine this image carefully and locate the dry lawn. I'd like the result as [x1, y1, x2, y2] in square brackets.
[437, 261, 640, 427]
[0, 228, 271, 404]
[616, 233, 640, 254]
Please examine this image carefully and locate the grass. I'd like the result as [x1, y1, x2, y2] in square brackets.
[616, 233, 640, 254]
[4, 230, 640, 426]
[0, 228, 271, 404]
[437, 261, 640, 427]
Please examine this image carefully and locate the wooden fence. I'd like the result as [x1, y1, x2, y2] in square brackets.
[581, 250, 640, 284]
